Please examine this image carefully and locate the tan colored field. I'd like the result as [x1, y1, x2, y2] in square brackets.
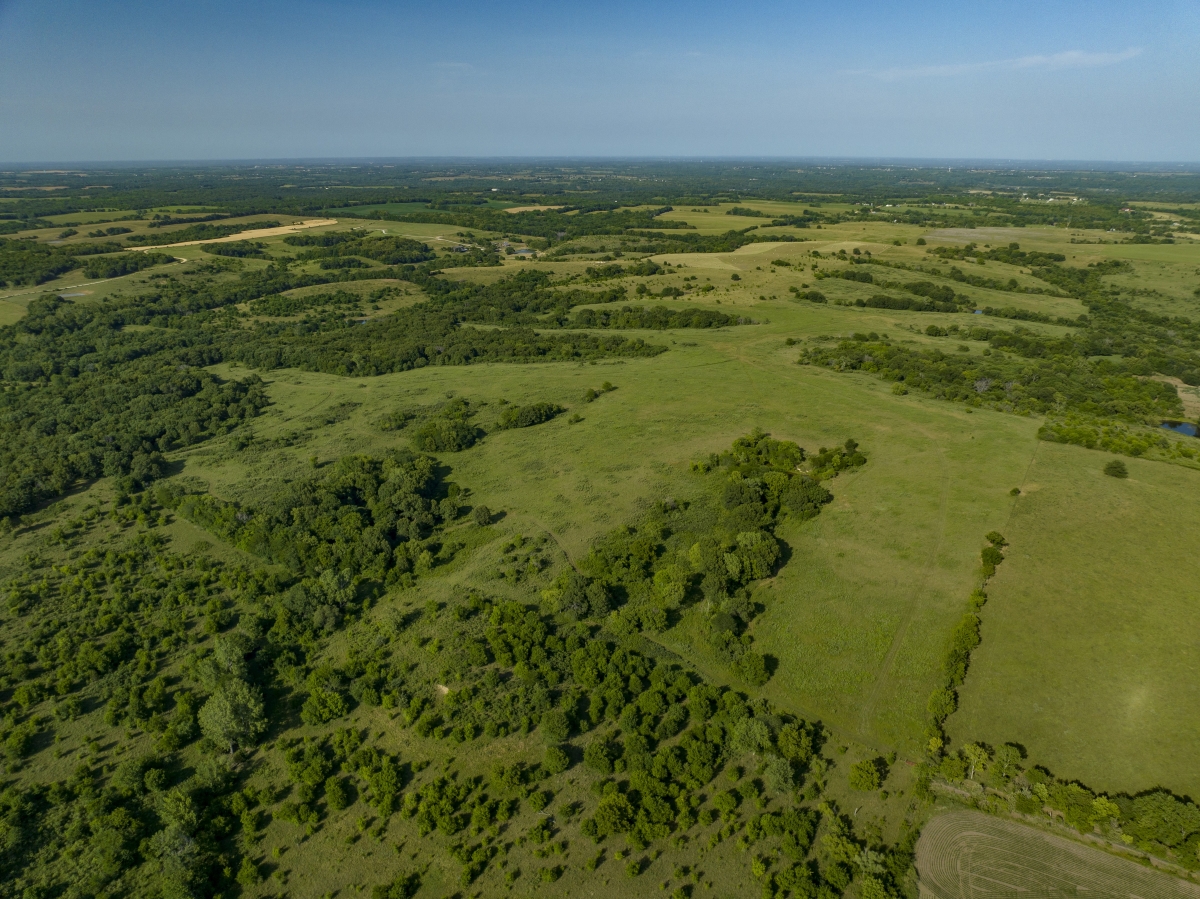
[128, 218, 338, 250]
[503, 204, 565, 213]
[917, 810, 1199, 899]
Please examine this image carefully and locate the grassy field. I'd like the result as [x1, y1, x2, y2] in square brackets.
[8, 188, 1200, 896]
[189, 288, 1044, 756]
[917, 809, 1200, 899]
[20, 209, 1193, 769]
[949, 440, 1200, 799]
[196, 215, 1200, 786]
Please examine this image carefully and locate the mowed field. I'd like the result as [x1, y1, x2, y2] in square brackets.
[916, 810, 1200, 899]
[949, 441, 1200, 799]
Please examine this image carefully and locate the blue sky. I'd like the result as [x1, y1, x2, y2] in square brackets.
[1, 0, 1197, 163]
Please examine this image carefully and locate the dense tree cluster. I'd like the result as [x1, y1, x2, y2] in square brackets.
[199, 241, 266, 258]
[583, 260, 662, 280]
[173, 450, 460, 580]
[0, 238, 136, 287]
[497, 402, 564, 430]
[0, 263, 673, 518]
[81, 251, 175, 279]
[572, 305, 743, 330]
[283, 231, 436, 265]
[935, 738, 1200, 870]
[535, 433, 863, 686]
[0, 294, 268, 518]
[801, 333, 1182, 421]
[802, 248, 1200, 460]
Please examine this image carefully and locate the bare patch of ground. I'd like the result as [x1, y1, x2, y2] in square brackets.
[128, 218, 338, 250]
[1150, 375, 1200, 418]
[917, 810, 1200, 899]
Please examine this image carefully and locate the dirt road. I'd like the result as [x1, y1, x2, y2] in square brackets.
[128, 218, 338, 251]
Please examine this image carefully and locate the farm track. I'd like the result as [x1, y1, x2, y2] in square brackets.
[917, 810, 1200, 899]
[127, 218, 338, 251]
[0, 257, 187, 302]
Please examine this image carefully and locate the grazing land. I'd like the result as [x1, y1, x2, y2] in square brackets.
[1, 161, 1200, 899]
[949, 442, 1200, 799]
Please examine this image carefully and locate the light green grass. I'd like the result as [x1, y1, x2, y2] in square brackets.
[9, 216, 1200, 776]
[193, 294, 1042, 753]
[950, 441, 1200, 798]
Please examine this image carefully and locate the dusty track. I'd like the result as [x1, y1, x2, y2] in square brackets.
[917, 810, 1200, 899]
[128, 218, 338, 251]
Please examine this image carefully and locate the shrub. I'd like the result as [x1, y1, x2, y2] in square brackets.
[541, 709, 571, 743]
[411, 417, 478, 452]
[980, 545, 1004, 568]
[472, 504, 493, 526]
[544, 746, 570, 775]
[236, 857, 261, 887]
[498, 402, 564, 430]
[735, 650, 770, 687]
[372, 871, 421, 899]
[325, 776, 351, 811]
[849, 759, 884, 791]
[1104, 459, 1129, 478]
[584, 739, 616, 774]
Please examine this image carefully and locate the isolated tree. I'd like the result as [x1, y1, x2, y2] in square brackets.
[544, 746, 570, 775]
[777, 722, 813, 764]
[849, 759, 883, 791]
[1104, 459, 1128, 478]
[762, 755, 794, 795]
[199, 679, 266, 754]
[540, 708, 570, 743]
[962, 743, 990, 780]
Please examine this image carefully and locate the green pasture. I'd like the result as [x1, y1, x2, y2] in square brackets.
[949, 440, 1200, 799]
[189, 293, 1040, 754]
[7, 208, 1200, 785]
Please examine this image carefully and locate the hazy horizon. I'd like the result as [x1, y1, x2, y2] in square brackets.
[2, 0, 1198, 163]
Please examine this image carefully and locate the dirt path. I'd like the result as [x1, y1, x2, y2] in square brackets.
[0, 257, 188, 302]
[917, 809, 1200, 899]
[128, 218, 338, 251]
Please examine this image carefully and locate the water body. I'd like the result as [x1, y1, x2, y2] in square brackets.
[1161, 420, 1198, 437]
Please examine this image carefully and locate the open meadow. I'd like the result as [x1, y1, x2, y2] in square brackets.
[2, 163, 1200, 898]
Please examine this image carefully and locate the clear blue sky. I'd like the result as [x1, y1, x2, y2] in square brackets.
[1, 0, 1197, 163]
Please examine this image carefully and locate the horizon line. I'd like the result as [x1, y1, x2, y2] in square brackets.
[2, 156, 1200, 173]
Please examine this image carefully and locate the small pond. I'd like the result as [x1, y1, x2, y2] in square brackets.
[1161, 420, 1198, 437]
